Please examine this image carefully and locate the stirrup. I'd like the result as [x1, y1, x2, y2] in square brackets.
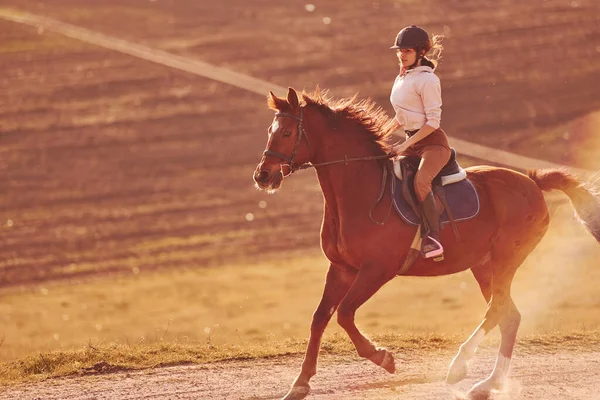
[423, 235, 444, 259]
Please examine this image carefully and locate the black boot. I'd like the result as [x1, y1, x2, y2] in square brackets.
[421, 191, 443, 258]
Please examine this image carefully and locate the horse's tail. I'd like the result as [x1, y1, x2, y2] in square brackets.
[528, 168, 600, 242]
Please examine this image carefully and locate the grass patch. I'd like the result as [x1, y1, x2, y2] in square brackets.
[0, 339, 307, 386]
[0, 332, 460, 386]
[1, 331, 598, 387]
[517, 331, 600, 352]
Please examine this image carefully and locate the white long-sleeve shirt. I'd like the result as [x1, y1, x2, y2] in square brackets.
[390, 66, 442, 131]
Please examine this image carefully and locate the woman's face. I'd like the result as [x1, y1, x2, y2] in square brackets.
[396, 48, 417, 67]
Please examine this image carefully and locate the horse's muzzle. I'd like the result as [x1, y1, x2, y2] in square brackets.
[254, 169, 283, 191]
[254, 169, 270, 186]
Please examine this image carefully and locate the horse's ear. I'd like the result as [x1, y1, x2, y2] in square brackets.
[267, 90, 287, 111]
[287, 87, 299, 110]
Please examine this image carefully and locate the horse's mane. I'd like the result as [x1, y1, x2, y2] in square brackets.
[269, 87, 397, 154]
[301, 88, 397, 153]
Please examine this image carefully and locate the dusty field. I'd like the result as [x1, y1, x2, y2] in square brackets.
[1, 0, 600, 286]
[3, 348, 600, 399]
[0, 1, 600, 398]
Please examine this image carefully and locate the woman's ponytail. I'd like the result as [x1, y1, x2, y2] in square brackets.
[423, 34, 444, 69]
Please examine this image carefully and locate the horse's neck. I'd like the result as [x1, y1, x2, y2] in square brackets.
[308, 119, 386, 218]
[316, 160, 385, 213]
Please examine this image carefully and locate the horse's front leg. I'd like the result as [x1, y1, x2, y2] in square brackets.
[282, 263, 356, 400]
[336, 264, 397, 373]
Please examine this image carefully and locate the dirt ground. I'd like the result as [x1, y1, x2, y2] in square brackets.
[3, 348, 600, 399]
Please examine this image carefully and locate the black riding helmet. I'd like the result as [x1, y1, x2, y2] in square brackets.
[390, 25, 430, 50]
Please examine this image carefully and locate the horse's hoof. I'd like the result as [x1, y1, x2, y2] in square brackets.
[446, 361, 468, 384]
[371, 348, 396, 374]
[465, 387, 491, 400]
[380, 349, 396, 374]
[281, 384, 311, 400]
[466, 378, 503, 400]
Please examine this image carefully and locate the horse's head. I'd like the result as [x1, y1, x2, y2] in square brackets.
[253, 87, 310, 192]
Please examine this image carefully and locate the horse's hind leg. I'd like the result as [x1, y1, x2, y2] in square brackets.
[467, 294, 521, 399]
[453, 259, 522, 398]
[465, 220, 545, 398]
[446, 260, 518, 387]
[336, 264, 397, 373]
[282, 263, 356, 400]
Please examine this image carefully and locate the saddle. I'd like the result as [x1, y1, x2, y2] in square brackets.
[391, 148, 480, 272]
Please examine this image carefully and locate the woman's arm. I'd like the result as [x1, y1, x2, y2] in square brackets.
[396, 124, 436, 151]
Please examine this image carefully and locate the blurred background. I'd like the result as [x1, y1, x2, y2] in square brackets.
[0, 0, 599, 362]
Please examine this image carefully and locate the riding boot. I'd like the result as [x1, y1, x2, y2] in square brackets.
[421, 191, 444, 258]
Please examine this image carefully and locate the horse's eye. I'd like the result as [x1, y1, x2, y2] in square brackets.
[283, 131, 292, 137]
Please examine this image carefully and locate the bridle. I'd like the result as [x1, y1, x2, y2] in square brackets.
[262, 107, 395, 225]
[263, 107, 391, 174]
[262, 108, 311, 174]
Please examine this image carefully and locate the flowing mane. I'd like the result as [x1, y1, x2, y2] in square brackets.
[302, 88, 397, 153]
[269, 87, 397, 154]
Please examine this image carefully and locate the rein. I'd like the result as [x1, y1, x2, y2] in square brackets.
[295, 154, 391, 171]
[264, 108, 394, 225]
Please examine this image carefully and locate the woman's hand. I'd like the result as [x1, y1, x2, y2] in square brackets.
[397, 124, 437, 153]
[393, 141, 410, 154]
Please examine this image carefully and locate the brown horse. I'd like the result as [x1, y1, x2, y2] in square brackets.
[253, 87, 600, 400]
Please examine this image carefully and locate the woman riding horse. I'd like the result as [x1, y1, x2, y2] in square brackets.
[390, 25, 449, 259]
